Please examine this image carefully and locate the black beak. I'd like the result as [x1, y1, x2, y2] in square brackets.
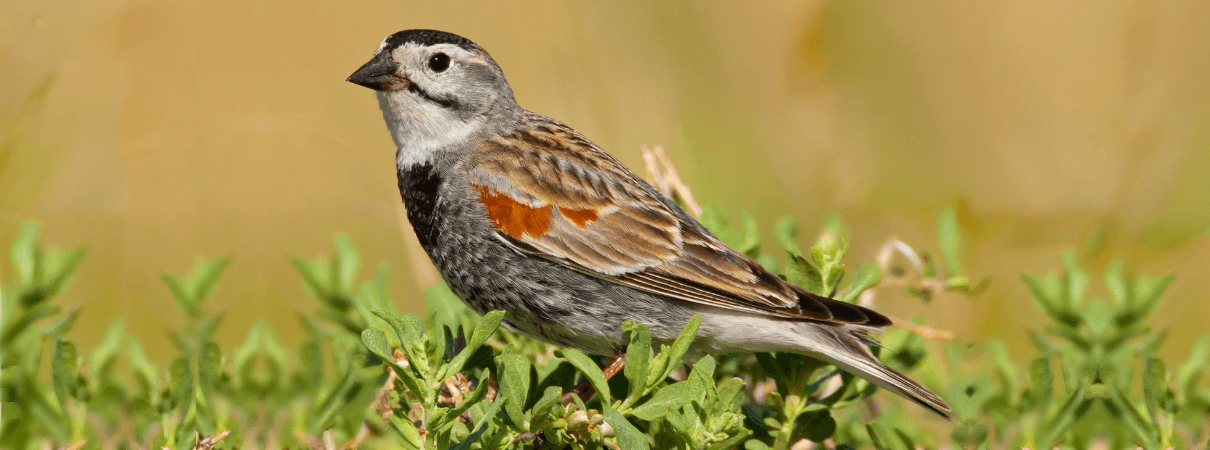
[347, 52, 400, 91]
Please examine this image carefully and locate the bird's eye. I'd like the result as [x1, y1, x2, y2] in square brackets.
[428, 53, 451, 73]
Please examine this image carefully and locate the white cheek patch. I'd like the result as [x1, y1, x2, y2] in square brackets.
[379, 91, 483, 168]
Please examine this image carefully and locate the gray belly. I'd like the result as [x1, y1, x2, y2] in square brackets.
[399, 162, 699, 355]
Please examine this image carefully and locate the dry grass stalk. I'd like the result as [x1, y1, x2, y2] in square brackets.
[641, 145, 952, 341]
[191, 430, 230, 450]
[852, 238, 955, 340]
[642, 145, 702, 218]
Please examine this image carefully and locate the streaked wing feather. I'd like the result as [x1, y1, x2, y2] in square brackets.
[469, 115, 888, 327]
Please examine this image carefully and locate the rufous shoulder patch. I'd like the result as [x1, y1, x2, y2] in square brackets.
[476, 186, 553, 238]
[559, 207, 599, 227]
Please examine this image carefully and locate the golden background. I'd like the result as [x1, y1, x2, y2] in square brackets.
[2, 1, 1209, 363]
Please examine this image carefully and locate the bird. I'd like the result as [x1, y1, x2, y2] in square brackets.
[347, 29, 950, 418]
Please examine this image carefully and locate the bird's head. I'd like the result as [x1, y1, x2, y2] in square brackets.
[349, 30, 517, 166]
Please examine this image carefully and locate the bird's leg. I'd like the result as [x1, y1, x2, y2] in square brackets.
[560, 354, 626, 406]
[601, 354, 627, 378]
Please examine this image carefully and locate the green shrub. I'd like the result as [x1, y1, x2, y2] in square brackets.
[2, 207, 1208, 449]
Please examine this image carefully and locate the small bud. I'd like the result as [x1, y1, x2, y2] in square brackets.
[598, 421, 615, 437]
[785, 394, 801, 410]
[568, 410, 589, 427]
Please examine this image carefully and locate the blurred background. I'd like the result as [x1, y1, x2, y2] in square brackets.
[2, 0, 1208, 364]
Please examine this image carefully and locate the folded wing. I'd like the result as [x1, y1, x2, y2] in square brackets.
[467, 117, 889, 327]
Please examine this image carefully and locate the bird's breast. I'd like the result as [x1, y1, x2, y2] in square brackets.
[397, 163, 444, 249]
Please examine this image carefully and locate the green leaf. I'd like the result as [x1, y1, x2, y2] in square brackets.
[442, 310, 504, 380]
[737, 211, 761, 254]
[802, 411, 837, 443]
[496, 353, 531, 426]
[529, 386, 563, 427]
[784, 253, 823, 295]
[699, 205, 734, 245]
[809, 220, 847, 297]
[950, 421, 989, 449]
[168, 357, 195, 412]
[372, 309, 413, 346]
[198, 342, 223, 393]
[630, 380, 700, 421]
[559, 349, 611, 404]
[360, 326, 423, 401]
[1026, 357, 1053, 407]
[358, 265, 395, 312]
[623, 320, 653, 400]
[1143, 357, 1168, 415]
[387, 415, 425, 450]
[604, 407, 650, 450]
[1132, 274, 1174, 321]
[40, 307, 79, 338]
[1107, 387, 1159, 448]
[332, 233, 360, 292]
[361, 328, 392, 360]
[1177, 336, 1210, 402]
[744, 439, 772, 450]
[839, 262, 881, 303]
[698, 207, 761, 255]
[126, 336, 158, 394]
[371, 309, 431, 379]
[90, 318, 125, 380]
[657, 315, 702, 383]
[774, 216, 804, 258]
[1060, 251, 1088, 310]
[715, 377, 746, 412]
[292, 257, 329, 300]
[687, 355, 716, 396]
[191, 257, 231, 303]
[10, 221, 41, 286]
[43, 247, 86, 295]
[425, 283, 470, 329]
[196, 312, 225, 340]
[450, 392, 505, 450]
[937, 206, 963, 275]
[1104, 260, 1128, 308]
[866, 423, 892, 450]
[51, 339, 80, 410]
[1036, 382, 1089, 450]
[161, 274, 198, 317]
[253, 321, 288, 381]
[944, 275, 970, 291]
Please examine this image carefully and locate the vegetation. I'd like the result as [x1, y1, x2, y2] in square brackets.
[2, 207, 1209, 449]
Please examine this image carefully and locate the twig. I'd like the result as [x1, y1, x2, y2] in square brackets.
[642, 145, 702, 218]
[851, 238, 955, 340]
[192, 431, 230, 450]
[886, 314, 953, 340]
[57, 440, 86, 450]
[322, 430, 336, 450]
[344, 426, 371, 450]
[293, 430, 323, 450]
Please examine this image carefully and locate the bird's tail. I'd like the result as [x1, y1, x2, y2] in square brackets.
[807, 325, 952, 419]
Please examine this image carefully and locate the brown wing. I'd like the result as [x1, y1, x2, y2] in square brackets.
[467, 116, 889, 327]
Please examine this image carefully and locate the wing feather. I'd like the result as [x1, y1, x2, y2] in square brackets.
[469, 115, 889, 327]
